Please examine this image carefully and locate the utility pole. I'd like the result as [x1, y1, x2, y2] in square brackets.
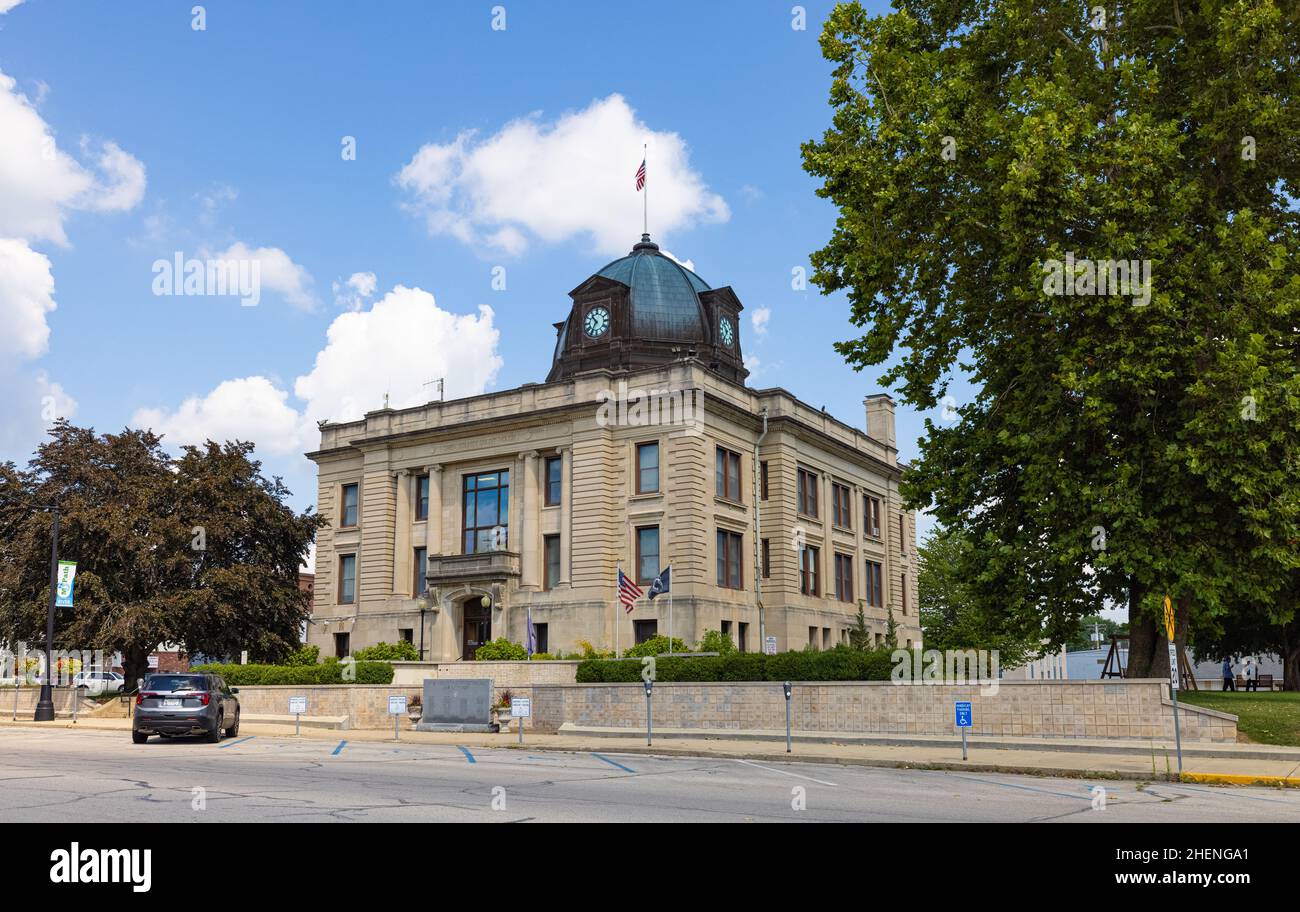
[34, 505, 59, 722]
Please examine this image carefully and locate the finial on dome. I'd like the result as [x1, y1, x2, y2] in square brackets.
[632, 233, 659, 252]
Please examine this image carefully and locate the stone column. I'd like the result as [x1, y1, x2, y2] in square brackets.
[520, 450, 540, 589]
[560, 446, 573, 585]
[425, 464, 444, 554]
[393, 470, 412, 594]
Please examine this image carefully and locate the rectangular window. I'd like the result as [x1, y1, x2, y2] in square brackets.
[333, 632, 350, 659]
[415, 474, 430, 521]
[761, 538, 771, 579]
[338, 554, 357, 604]
[533, 623, 549, 655]
[634, 620, 658, 645]
[721, 620, 732, 643]
[543, 535, 561, 590]
[636, 526, 659, 586]
[399, 628, 414, 644]
[715, 447, 741, 501]
[462, 470, 510, 553]
[738, 622, 748, 653]
[797, 468, 819, 518]
[636, 442, 660, 494]
[413, 547, 427, 596]
[716, 529, 743, 589]
[864, 495, 882, 538]
[760, 461, 769, 500]
[545, 456, 562, 506]
[823, 627, 832, 650]
[800, 545, 820, 596]
[864, 559, 884, 608]
[832, 482, 852, 529]
[809, 626, 818, 649]
[899, 513, 907, 553]
[341, 483, 359, 528]
[834, 553, 854, 602]
[901, 571, 908, 616]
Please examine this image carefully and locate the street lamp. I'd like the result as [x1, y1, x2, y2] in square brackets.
[31, 502, 60, 722]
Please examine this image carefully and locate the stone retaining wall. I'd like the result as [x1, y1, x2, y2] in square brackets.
[227, 685, 424, 730]
[530, 679, 1237, 743]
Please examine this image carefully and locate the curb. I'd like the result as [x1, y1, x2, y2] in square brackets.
[1178, 772, 1300, 788]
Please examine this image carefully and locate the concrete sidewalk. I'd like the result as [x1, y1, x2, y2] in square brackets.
[4, 716, 1297, 787]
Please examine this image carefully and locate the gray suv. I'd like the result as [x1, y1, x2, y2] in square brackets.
[133, 673, 240, 744]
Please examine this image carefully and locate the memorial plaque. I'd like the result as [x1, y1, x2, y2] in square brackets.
[416, 679, 495, 732]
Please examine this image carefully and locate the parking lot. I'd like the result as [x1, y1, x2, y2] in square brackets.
[2, 726, 1299, 822]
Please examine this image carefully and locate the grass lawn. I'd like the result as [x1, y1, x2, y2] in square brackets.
[1178, 691, 1300, 747]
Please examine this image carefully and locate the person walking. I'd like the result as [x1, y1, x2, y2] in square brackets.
[1221, 657, 1236, 691]
[1244, 657, 1259, 692]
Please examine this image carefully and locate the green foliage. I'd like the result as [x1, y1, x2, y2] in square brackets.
[191, 661, 394, 685]
[1064, 615, 1130, 652]
[801, 2, 1300, 671]
[474, 638, 527, 661]
[575, 645, 897, 684]
[849, 607, 872, 651]
[353, 640, 420, 662]
[696, 629, 736, 655]
[622, 635, 688, 657]
[283, 645, 320, 666]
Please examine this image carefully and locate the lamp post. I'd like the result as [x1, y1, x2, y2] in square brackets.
[34, 505, 60, 722]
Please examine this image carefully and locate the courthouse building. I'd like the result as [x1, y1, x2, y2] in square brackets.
[305, 234, 919, 661]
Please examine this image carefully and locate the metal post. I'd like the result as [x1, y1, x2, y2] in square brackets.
[72, 683, 78, 724]
[961, 726, 967, 761]
[34, 510, 59, 721]
[646, 688, 652, 746]
[13, 672, 18, 721]
[394, 711, 400, 742]
[1169, 642, 1184, 775]
[295, 712, 301, 737]
[518, 713, 523, 746]
[783, 681, 792, 753]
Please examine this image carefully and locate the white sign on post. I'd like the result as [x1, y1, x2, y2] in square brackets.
[288, 696, 307, 715]
[1167, 642, 1180, 691]
[510, 696, 531, 718]
[388, 695, 408, 715]
[764, 635, 778, 655]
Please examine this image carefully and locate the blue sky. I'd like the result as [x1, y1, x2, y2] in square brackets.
[0, 0, 965, 545]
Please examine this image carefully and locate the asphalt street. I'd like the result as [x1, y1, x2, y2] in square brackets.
[1, 727, 1298, 823]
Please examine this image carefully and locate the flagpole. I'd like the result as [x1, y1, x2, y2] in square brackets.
[668, 564, 674, 656]
[642, 143, 648, 236]
[615, 563, 621, 659]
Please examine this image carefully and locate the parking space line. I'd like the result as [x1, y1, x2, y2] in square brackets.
[734, 758, 836, 787]
[331, 740, 346, 756]
[218, 736, 255, 749]
[592, 752, 636, 773]
[457, 746, 476, 764]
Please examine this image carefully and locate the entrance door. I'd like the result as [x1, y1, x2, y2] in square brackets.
[462, 602, 491, 660]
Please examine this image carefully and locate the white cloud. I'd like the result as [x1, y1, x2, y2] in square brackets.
[133, 284, 503, 463]
[0, 70, 147, 245]
[0, 370, 78, 462]
[0, 1, 25, 14]
[751, 307, 771, 336]
[207, 241, 316, 311]
[0, 238, 56, 360]
[332, 271, 377, 311]
[660, 248, 696, 272]
[130, 377, 310, 456]
[397, 94, 729, 256]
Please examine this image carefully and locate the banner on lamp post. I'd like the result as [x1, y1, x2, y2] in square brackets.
[55, 561, 77, 608]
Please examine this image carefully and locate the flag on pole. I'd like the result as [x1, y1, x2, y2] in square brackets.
[647, 566, 671, 600]
[635, 157, 646, 191]
[526, 606, 537, 657]
[617, 567, 644, 613]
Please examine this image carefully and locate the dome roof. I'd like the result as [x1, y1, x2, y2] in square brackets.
[594, 234, 711, 341]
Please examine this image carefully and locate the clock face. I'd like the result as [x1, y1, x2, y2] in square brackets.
[584, 306, 610, 338]
[719, 316, 735, 347]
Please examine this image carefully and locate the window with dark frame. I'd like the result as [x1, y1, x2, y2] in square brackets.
[760, 461, 769, 500]
[633, 619, 658, 644]
[415, 474, 429, 521]
[899, 513, 907, 553]
[716, 529, 743, 589]
[413, 547, 427, 596]
[864, 494, 882, 538]
[341, 483, 359, 527]
[864, 559, 884, 607]
[338, 554, 356, 604]
[636, 442, 660, 494]
[636, 526, 660, 585]
[462, 470, 509, 554]
[834, 552, 854, 602]
[800, 545, 820, 596]
[902, 571, 909, 615]
[832, 482, 852, 529]
[545, 456, 562, 506]
[797, 468, 819, 518]
[715, 447, 741, 501]
[543, 535, 560, 590]
[333, 632, 350, 659]
[761, 538, 771, 579]
[534, 623, 549, 655]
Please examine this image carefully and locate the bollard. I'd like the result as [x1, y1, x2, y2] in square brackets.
[783, 681, 792, 753]
[644, 679, 653, 746]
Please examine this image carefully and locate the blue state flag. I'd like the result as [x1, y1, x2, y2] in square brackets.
[647, 566, 671, 600]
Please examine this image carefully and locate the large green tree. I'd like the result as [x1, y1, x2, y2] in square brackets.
[0, 422, 323, 684]
[802, 1, 1300, 680]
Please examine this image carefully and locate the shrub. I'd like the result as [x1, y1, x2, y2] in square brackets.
[284, 645, 320, 666]
[622, 635, 688, 658]
[474, 638, 527, 661]
[353, 640, 420, 662]
[696, 629, 736, 655]
[190, 661, 395, 685]
[573, 646, 897, 684]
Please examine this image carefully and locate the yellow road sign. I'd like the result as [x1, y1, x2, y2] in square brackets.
[1163, 596, 1175, 642]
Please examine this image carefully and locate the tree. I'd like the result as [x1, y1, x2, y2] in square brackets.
[1064, 614, 1129, 653]
[1194, 578, 1300, 690]
[802, 1, 1300, 677]
[917, 526, 1038, 668]
[849, 605, 873, 650]
[0, 422, 323, 685]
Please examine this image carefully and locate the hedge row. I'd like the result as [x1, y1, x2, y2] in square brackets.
[575, 646, 897, 683]
[190, 661, 395, 685]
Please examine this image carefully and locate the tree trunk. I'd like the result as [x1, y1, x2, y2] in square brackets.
[1283, 633, 1300, 692]
[122, 644, 151, 693]
[1126, 577, 1158, 677]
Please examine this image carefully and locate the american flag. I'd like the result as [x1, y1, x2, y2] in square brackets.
[617, 567, 644, 613]
[635, 157, 646, 191]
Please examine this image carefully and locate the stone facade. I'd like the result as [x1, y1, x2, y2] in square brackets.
[306, 360, 921, 663]
[529, 679, 1238, 743]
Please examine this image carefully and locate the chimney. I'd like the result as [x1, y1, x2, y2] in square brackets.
[864, 394, 896, 448]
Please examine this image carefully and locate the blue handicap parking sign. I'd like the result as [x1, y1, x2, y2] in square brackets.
[954, 701, 973, 728]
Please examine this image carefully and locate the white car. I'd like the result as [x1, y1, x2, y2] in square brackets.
[72, 671, 125, 695]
